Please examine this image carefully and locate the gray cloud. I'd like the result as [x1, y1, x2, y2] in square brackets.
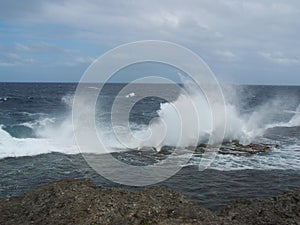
[2, 0, 299, 47]
[260, 52, 299, 65]
[0, 52, 34, 67]
[14, 42, 79, 54]
[0, 0, 299, 83]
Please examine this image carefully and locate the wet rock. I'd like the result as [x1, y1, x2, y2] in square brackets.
[194, 146, 207, 154]
[128, 141, 277, 159]
[218, 141, 273, 156]
[194, 141, 277, 156]
[158, 145, 176, 155]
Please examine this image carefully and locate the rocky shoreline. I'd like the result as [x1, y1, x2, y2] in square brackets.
[113, 142, 278, 166]
[0, 179, 299, 225]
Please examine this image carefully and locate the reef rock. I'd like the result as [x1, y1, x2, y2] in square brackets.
[1, 179, 298, 225]
[195, 141, 277, 156]
[0, 179, 226, 225]
[219, 188, 300, 224]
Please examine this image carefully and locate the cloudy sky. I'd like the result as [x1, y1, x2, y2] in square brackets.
[0, 0, 299, 84]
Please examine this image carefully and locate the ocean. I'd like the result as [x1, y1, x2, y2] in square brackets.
[0, 82, 300, 210]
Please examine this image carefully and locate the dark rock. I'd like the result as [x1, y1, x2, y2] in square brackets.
[194, 141, 276, 156]
[0, 179, 228, 225]
[219, 188, 300, 225]
[194, 146, 207, 154]
[218, 141, 273, 156]
[131, 141, 276, 159]
[157, 145, 176, 155]
[1, 179, 299, 225]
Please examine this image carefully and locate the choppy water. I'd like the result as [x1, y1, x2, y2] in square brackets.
[0, 82, 300, 210]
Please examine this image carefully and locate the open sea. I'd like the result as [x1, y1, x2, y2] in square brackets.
[0, 82, 300, 210]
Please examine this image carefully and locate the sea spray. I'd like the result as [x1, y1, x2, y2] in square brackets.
[136, 80, 264, 148]
[288, 105, 300, 126]
[1, 83, 300, 162]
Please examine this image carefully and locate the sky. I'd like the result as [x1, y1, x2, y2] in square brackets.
[0, 0, 299, 84]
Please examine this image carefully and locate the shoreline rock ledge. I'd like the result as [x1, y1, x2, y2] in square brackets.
[0, 179, 299, 225]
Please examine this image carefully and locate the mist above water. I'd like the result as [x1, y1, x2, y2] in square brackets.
[135, 80, 300, 149]
[0, 82, 300, 171]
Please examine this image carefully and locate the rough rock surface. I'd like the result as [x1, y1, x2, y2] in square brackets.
[0, 179, 299, 225]
[219, 188, 300, 225]
[0, 179, 230, 225]
[195, 141, 277, 156]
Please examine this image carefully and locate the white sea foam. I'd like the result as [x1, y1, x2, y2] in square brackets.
[0, 125, 78, 159]
[210, 143, 300, 170]
[125, 92, 135, 98]
[21, 117, 56, 129]
[0, 97, 8, 102]
[134, 81, 294, 148]
[1, 83, 300, 171]
[287, 105, 300, 126]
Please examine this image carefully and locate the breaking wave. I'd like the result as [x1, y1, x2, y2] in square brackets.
[0, 82, 300, 171]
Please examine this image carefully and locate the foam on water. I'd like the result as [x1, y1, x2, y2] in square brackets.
[215, 142, 300, 170]
[0, 82, 299, 171]
[287, 105, 300, 126]
[0, 125, 78, 158]
[21, 117, 56, 130]
[135, 80, 300, 148]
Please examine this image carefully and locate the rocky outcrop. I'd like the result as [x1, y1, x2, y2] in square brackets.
[0, 179, 299, 225]
[194, 141, 277, 156]
[219, 188, 300, 225]
[0, 179, 230, 225]
[122, 141, 277, 162]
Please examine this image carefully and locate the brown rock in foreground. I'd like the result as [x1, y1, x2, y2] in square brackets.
[0, 179, 299, 225]
[219, 188, 300, 225]
[0, 179, 228, 225]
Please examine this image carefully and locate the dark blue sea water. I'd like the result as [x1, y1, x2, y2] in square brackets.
[0, 82, 300, 210]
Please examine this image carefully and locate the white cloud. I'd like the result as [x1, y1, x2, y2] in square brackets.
[214, 50, 238, 62]
[0, 41, 93, 68]
[15, 43, 31, 51]
[1, 0, 300, 83]
[260, 52, 299, 65]
[0, 52, 35, 67]
[14, 42, 79, 53]
[62, 56, 96, 66]
[2, 0, 299, 48]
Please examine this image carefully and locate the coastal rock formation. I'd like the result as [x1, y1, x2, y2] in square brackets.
[219, 188, 300, 225]
[0, 179, 228, 225]
[118, 141, 277, 164]
[0, 179, 299, 225]
[194, 141, 277, 156]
